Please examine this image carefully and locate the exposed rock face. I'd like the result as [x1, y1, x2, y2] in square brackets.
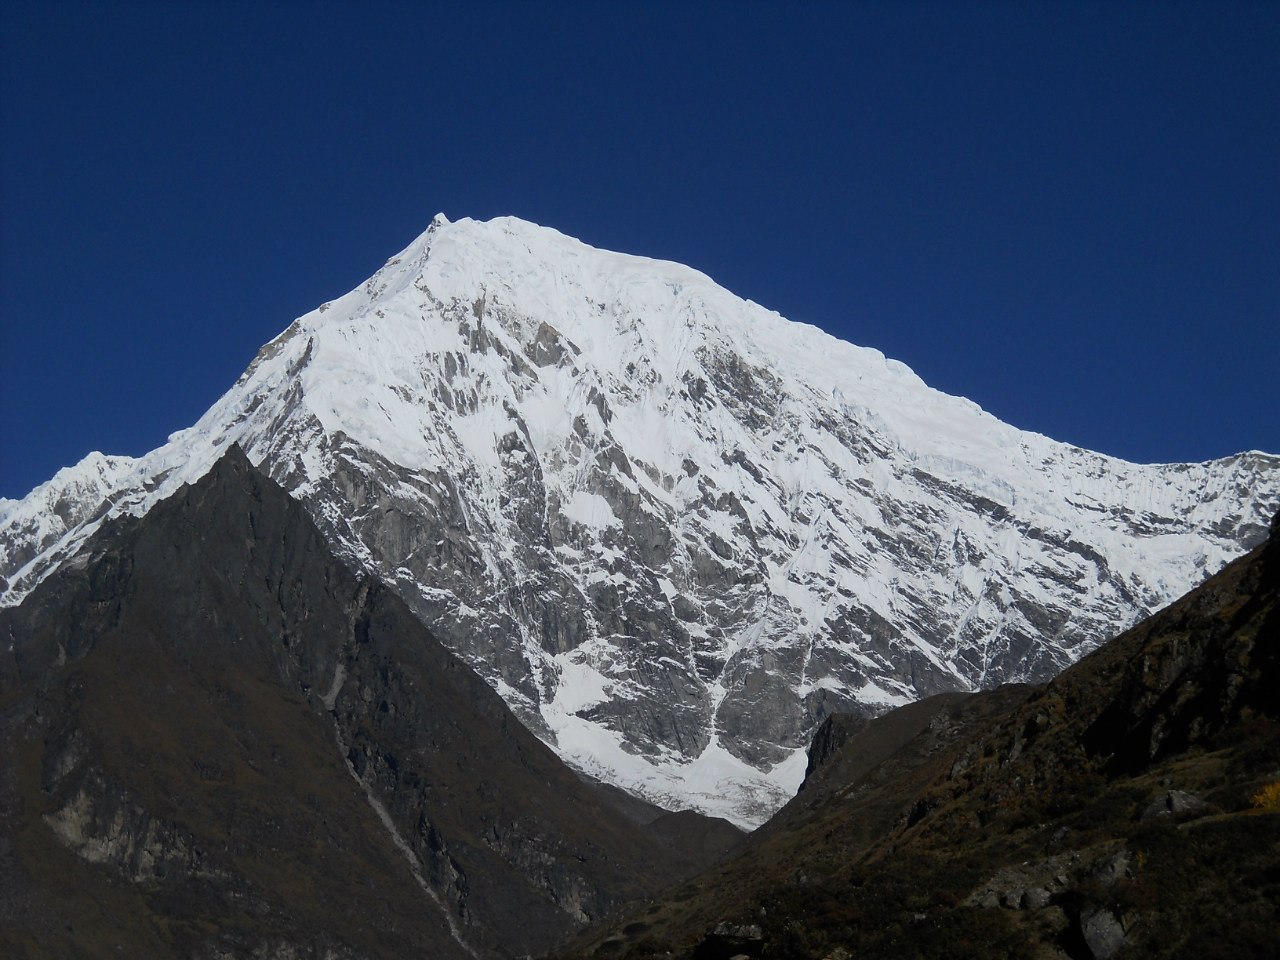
[801, 714, 867, 783]
[1139, 789, 1212, 821]
[1080, 903, 1131, 960]
[41, 769, 220, 883]
[0, 448, 737, 960]
[3, 215, 1278, 823]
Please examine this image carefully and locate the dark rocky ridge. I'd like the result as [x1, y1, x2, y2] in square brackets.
[0, 446, 740, 959]
[561, 514, 1280, 959]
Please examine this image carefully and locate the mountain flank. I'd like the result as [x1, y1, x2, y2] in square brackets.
[559, 512, 1280, 959]
[0, 446, 740, 960]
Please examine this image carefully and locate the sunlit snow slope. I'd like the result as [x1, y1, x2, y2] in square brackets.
[4, 215, 1277, 826]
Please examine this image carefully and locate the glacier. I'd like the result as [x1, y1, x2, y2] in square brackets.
[3, 213, 1277, 826]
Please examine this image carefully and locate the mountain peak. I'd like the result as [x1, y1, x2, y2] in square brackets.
[2, 221, 1277, 824]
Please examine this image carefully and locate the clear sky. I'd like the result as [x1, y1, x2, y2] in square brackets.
[2, 1, 1277, 500]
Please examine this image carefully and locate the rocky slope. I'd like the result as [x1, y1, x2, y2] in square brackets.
[3, 215, 1277, 823]
[560, 512, 1280, 959]
[0, 447, 740, 960]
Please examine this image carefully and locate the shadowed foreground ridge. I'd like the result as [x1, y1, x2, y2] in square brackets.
[0, 446, 740, 960]
[561, 513, 1280, 959]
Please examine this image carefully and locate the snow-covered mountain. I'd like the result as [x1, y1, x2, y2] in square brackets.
[3, 214, 1276, 825]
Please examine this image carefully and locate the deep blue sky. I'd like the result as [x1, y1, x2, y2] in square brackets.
[2, 1, 1277, 499]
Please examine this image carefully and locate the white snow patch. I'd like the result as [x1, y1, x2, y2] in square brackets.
[560, 491, 620, 529]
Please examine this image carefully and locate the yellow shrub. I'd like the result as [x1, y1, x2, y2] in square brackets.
[1252, 781, 1280, 810]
